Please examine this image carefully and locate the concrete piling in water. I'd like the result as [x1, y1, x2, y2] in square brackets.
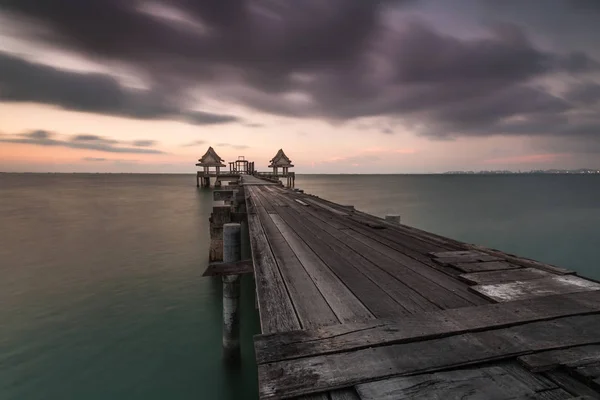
[385, 214, 401, 224]
[222, 223, 241, 359]
[209, 205, 232, 261]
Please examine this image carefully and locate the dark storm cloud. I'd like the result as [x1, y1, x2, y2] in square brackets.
[1, 0, 599, 142]
[0, 130, 165, 154]
[565, 82, 600, 104]
[0, 52, 240, 125]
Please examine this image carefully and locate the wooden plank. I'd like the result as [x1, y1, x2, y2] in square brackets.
[434, 254, 503, 264]
[341, 229, 482, 309]
[467, 244, 574, 275]
[349, 214, 448, 252]
[356, 365, 557, 400]
[258, 205, 339, 329]
[519, 345, 600, 372]
[254, 291, 600, 365]
[460, 268, 553, 285]
[280, 207, 443, 313]
[202, 260, 253, 276]
[302, 197, 349, 216]
[268, 213, 374, 323]
[274, 205, 411, 318]
[258, 314, 600, 399]
[472, 276, 600, 302]
[295, 199, 309, 206]
[451, 261, 520, 273]
[544, 370, 600, 399]
[431, 250, 488, 258]
[245, 187, 300, 333]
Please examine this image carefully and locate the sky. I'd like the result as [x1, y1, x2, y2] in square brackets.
[1, 0, 599, 173]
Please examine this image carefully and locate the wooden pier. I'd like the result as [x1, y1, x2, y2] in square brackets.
[200, 150, 600, 399]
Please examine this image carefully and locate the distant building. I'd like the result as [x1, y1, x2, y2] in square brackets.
[196, 146, 226, 173]
[269, 149, 294, 176]
[196, 146, 226, 187]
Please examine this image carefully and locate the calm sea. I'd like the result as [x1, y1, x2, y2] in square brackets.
[1, 173, 599, 400]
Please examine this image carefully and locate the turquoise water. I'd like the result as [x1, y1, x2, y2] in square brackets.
[1, 173, 599, 400]
[0, 174, 260, 400]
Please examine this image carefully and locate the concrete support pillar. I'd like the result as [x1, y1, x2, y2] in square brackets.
[196, 172, 200, 187]
[209, 205, 231, 261]
[385, 214, 401, 224]
[222, 223, 241, 359]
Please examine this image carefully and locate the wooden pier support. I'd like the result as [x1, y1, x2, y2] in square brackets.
[209, 205, 232, 261]
[222, 223, 241, 359]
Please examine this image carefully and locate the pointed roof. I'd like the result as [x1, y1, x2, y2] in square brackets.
[269, 149, 294, 167]
[196, 146, 225, 167]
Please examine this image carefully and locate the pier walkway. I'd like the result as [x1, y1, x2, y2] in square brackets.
[241, 176, 600, 400]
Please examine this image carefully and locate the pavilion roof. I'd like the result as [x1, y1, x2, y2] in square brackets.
[269, 149, 294, 167]
[196, 146, 226, 167]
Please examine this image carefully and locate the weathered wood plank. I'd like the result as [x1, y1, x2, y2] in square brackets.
[451, 261, 521, 273]
[341, 229, 483, 308]
[544, 370, 600, 399]
[202, 260, 254, 276]
[467, 244, 574, 275]
[472, 276, 600, 302]
[356, 365, 557, 400]
[430, 250, 488, 258]
[434, 254, 503, 264]
[283, 208, 445, 313]
[519, 345, 600, 372]
[459, 268, 553, 285]
[254, 291, 600, 365]
[258, 314, 600, 399]
[245, 187, 300, 333]
[257, 205, 339, 329]
[275, 205, 411, 318]
[269, 213, 374, 323]
[251, 186, 340, 329]
[302, 197, 349, 216]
